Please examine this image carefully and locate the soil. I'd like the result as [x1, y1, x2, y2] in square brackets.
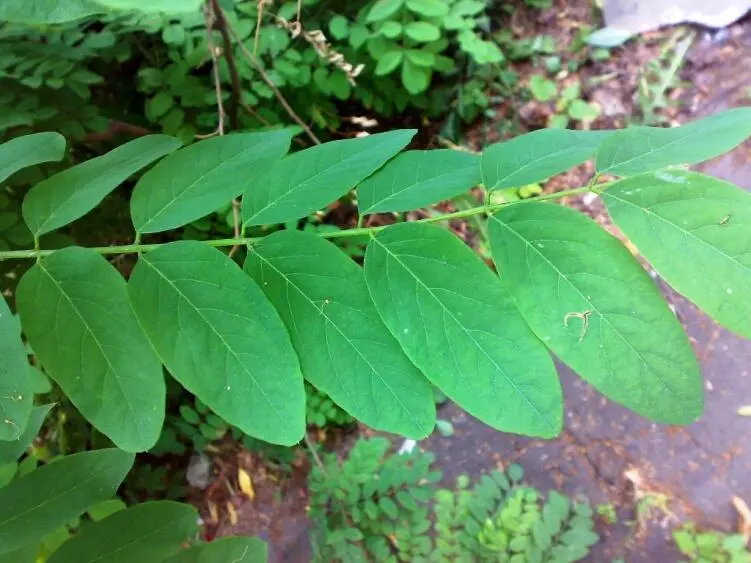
[201, 1, 751, 561]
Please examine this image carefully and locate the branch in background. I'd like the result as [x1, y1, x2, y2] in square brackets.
[220, 6, 321, 145]
[82, 120, 152, 143]
[204, 3, 241, 255]
[209, 0, 241, 129]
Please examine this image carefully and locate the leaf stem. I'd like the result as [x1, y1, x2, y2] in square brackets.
[0, 185, 598, 261]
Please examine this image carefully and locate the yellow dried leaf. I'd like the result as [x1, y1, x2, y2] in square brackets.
[208, 502, 218, 524]
[738, 406, 751, 416]
[226, 501, 238, 525]
[238, 467, 255, 500]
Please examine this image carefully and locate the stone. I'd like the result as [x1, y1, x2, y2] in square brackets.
[603, 0, 751, 33]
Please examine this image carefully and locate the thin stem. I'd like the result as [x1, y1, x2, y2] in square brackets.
[210, 0, 241, 129]
[303, 432, 327, 477]
[224, 13, 321, 145]
[0, 186, 599, 262]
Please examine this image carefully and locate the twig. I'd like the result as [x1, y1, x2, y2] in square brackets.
[210, 0, 241, 129]
[222, 11, 321, 145]
[254, 0, 267, 55]
[205, 3, 241, 255]
[304, 432, 327, 476]
[204, 5, 225, 136]
[82, 120, 152, 143]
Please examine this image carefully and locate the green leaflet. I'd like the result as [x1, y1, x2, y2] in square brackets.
[92, 0, 203, 13]
[0, 0, 103, 24]
[0, 296, 31, 441]
[0, 449, 134, 555]
[364, 223, 562, 438]
[128, 241, 305, 445]
[482, 129, 612, 191]
[243, 130, 415, 226]
[0, 405, 53, 465]
[489, 202, 703, 424]
[23, 135, 181, 236]
[131, 131, 291, 234]
[165, 537, 267, 563]
[47, 501, 198, 563]
[603, 170, 751, 340]
[357, 150, 481, 214]
[366, 0, 404, 22]
[596, 107, 751, 176]
[16, 247, 165, 452]
[245, 230, 435, 438]
[0, 544, 36, 563]
[0, 132, 65, 184]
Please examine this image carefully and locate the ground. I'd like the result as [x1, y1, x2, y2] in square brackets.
[198, 3, 751, 561]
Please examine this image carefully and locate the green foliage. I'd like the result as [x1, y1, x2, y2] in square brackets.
[306, 383, 356, 428]
[164, 537, 268, 563]
[489, 202, 703, 424]
[673, 522, 749, 562]
[1, 103, 751, 559]
[0, 448, 133, 554]
[364, 222, 561, 437]
[529, 76, 601, 128]
[310, 438, 598, 562]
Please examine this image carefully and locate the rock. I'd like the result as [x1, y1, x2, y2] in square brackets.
[603, 0, 751, 34]
[186, 454, 212, 489]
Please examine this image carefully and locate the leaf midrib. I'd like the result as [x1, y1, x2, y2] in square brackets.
[36, 263, 146, 446]
[371, 237, 556, 432]
[250, 250, 424, 433]
[137, 142, 265, 232]
[605, 190, 751, 277]
[490, 215, 687, 401]
[140, 257, 287, 426]
[365, 163, 477, 213]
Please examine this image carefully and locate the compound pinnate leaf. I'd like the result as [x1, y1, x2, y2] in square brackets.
[243, 130, 415, 227]
[165, 537, 267, 563]
[0, 132, 65, 184]
[364, 223, 562, 437]
[0, 296, 31, 441]
[489, 202, 703, 424]
[603, 170, 751, 339]
[128, 241, 305, 445]
[16, 247, 165, 452]
[358, 150, 481, 214]
[131, 131, 291, 234]
[47, 501, 198, 563]
[0, 448, 134, 555]
[0, 405, 52, 464]
[596, 108, 751, 176]
[245, 230, 435, 438]
[23, 135, 181, 236]
[482, 129, 612, 191]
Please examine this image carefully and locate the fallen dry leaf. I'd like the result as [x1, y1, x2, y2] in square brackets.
[238, 467, 255, 501]
[738, 406, 751, 416]
[226, 501, 238, 526]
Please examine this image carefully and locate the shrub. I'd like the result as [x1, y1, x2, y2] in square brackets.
[309, 437, 599, 562]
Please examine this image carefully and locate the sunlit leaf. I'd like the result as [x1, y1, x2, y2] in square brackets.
[596, 108, 751, 176]
[358, 150, 480, 214]
[0, 133, 65, 184]
[0, 449, 134, 555]
[16, 247, 165, 452]
[23, 135, 181, 236]
[246, 230, 435, 438]
[482, 129, 611, 191]
[0, 297, 31, 441]
[604, 170, 751, 339]
[47, 501, 198, 563]
[128, 241, 305, 445]
[243, 130, 415, 226]
[364, 223, 562, 437]
[489, 202, 703, 424]
[131, 131, 291, 233]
